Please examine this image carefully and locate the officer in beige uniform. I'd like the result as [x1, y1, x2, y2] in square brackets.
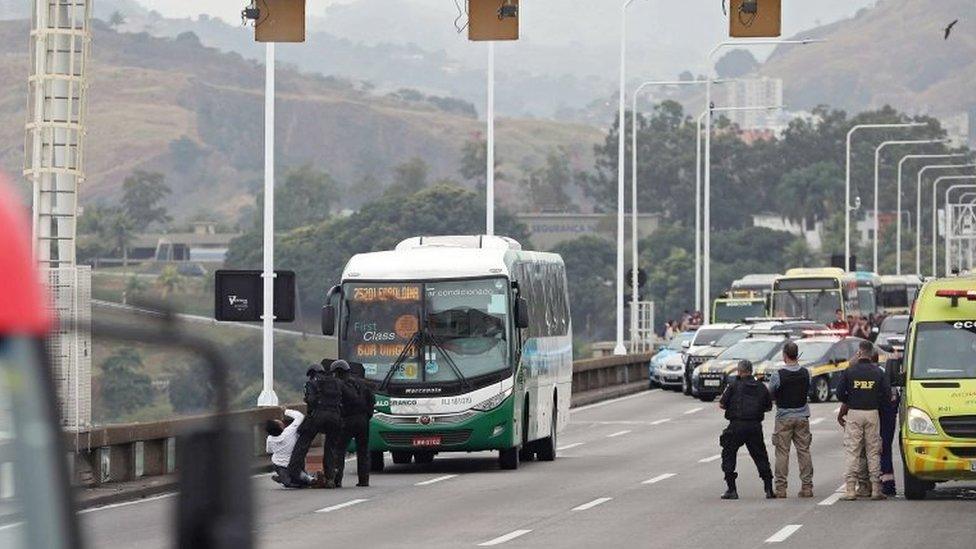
[767, 341, 814, 498]
[836, 340, 890, 501]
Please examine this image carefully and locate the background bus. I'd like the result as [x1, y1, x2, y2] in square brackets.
[711, 296, 767, 323]
[730, 274, 780, 298]
[322, 235, 572, 471]
[879, 274, 923, 315]
[770, 268, 860, 325]
[854, 271, 883, 319]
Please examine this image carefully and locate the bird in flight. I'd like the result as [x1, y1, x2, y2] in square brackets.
[945, 19, 959, 40]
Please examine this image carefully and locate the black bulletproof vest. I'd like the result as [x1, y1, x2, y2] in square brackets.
[775, 367, 810, 409]
[313, 375, 343, 415]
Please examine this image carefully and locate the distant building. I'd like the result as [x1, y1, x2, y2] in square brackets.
[516, 212, 661, 251]
[942, 112, 971, 148]
[724, 78, 784, 130]
[127, 222, 239, 264]
[752, 213, 823, 251]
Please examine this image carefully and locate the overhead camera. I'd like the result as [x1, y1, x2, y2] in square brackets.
[498, 1, 518, 19]
[741, 0, 759, 14]
[241, 1, 260, 23]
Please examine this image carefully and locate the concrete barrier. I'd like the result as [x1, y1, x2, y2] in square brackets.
[65, 353, 653, 487]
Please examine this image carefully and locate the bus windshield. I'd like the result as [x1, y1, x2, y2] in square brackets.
[911, 321, 976, 380]
[714, 300, 766, 323]
[881, 285, 909, 309]
[340, 278, 510, 386]
[771, 290, 842, 325]
[858, 288, 877, 315]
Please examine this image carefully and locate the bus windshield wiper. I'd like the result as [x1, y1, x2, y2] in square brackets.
[379, 329, 422, 393]
[378, 327, 472, 393]
[425, 329, 472, 392]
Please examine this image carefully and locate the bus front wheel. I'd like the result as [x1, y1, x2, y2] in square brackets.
[536, 399, 558, 462]
[392, 451, 412, 464]
[499, 447, 520, 470]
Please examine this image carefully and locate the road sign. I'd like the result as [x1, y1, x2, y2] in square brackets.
[255, 0, 306, 43]
[214, 270, 295, 322]
[729, 0, 781, 38]
[468, 0, 520, 41]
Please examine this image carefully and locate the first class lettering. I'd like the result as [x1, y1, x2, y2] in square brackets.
[352, 286, 421, 302]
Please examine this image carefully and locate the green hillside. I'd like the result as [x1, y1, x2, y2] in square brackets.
[0, 19, 601, 221]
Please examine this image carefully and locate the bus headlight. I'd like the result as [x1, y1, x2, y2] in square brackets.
[473, 388, 513, 412]
[907, 407, 938, 435]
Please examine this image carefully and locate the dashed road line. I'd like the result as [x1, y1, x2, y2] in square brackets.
[572, 497, 613, 511]
[642, 473, 677, 485]
[78, 493, 177, 514]
[478, 529, 533, 546]
[765, 524, 802, 543]
[558, 442, 584, 451]
[650, 418, 672, 425]
[606, 430, 632, 438]
[415, 474, 459, 486]
[684, 407, 704, 415]
[698, 454, 722, 463]
[0, 522, 22, 532]
[833, 406, 841, 414]
[836, 483, 847, 492]
[818, 492, 844, 506]
[571, 390, 655, 413]
[810, 418, 825, 425]
[315, 499, 369, 513]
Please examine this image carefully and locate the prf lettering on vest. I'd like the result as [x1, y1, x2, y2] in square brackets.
[854, 380, 876, 389]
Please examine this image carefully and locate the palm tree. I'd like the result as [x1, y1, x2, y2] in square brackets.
[123, 275, 147, 305]
[156, 266, 185, 299]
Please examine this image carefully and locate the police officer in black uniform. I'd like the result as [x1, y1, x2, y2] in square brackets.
[286, 362, 344, 488]
[718, 360, 775, 500]
[332, 360, 376, 488]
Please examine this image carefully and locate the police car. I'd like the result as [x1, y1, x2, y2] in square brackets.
[692, 335, 789, 401]
[681, 323, 747, 396]
[754, 331, 874, 403]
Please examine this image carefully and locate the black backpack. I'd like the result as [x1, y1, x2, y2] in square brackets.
[312, 374, 343, 415]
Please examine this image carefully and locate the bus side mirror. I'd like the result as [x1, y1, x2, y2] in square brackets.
[515, 297, 529, 329]
[321, 304, 336, 336]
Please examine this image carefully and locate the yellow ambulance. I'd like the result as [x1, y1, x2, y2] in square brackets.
[893, 277, 976, 499]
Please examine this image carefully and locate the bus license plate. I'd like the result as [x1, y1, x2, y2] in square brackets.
[413, 436, 441, 447]
[704, 379, 721, 387]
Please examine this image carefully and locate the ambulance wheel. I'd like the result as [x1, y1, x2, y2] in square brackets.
[699, 395, 717, 402]
[903, 461, 933, 500]
[499, 447, 520, 470]
[370, 451, 385, 472]
[392, 451, 412, 464]
[811, 376, 831, 403]
[414, 451, 435, 464]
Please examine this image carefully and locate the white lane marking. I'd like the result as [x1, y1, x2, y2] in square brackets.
[818, 492, 844, 506]
[571, 390, 654, 413]
[833, 407, 841, 414]
[78, 493, 177, 514]
[698, 454, 722, 463]
[810, 418, 825, 425]
[651, 418, 672, 425]
[572, 497, 613, 511]
[558, 442, 584, 451]
[684, 407, 704, 415]
[836, 483, 847, 492]
[0, 522, 22, 532]
[478, 529, 533, 546]
[315, 499, 369, 513]
[415, 474, 458, 486]
[606, 430, 632, 438]
[765, 524, 802, 543]
[642, 473, 677, 485]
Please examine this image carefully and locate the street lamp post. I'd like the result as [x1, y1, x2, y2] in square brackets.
[845, 122, 925, 272]
[695, 104, 781, 311]
[258, 42, 278, 407]
[916, 164, 976, 275]
[614, 0, 643, 356]
[702, 39, 823, 320]
[945, 185, 976, 275]
[871, 139, 945, 272]
[630, 79, 711, 345]
[486, 42, 495, 236]
[895, 153, 967, 274]
[932, 176, 976, 276]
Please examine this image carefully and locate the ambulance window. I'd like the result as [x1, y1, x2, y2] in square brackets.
[912, 322, 976, 380]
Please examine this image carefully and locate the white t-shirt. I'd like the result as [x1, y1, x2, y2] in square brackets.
[266, 409, 304, 467]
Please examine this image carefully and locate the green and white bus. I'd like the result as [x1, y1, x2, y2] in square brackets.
[322, 235, 572, 470]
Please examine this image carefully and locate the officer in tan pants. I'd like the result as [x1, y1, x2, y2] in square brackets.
[836, 340, 891, 501]
[767, 341, 814, 498]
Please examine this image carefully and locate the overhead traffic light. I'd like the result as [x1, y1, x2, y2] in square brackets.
[243, 0, 306, 43]
[728, 0, 781, 38]
[468, 0, 520, 41]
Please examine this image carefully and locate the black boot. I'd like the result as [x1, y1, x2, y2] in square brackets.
[763, 478, 776, 499]
[721, 478, 738, 500]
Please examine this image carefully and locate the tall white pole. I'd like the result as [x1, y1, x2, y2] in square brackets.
[916, 165, 976, 275]
[258, 42, 279, 407]
[703, 78, 712, 322]
[486, 42, 496, 236]
[932, 177, 976, 276]
[695, 111, 705, 313]
[895, 154, 965, 274]
[614, 2, 634, 356]
[943, 183, 976, 275]
[630, 93, 639, 349]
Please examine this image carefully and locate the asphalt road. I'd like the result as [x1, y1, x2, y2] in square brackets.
[78, 389, 976, 548]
